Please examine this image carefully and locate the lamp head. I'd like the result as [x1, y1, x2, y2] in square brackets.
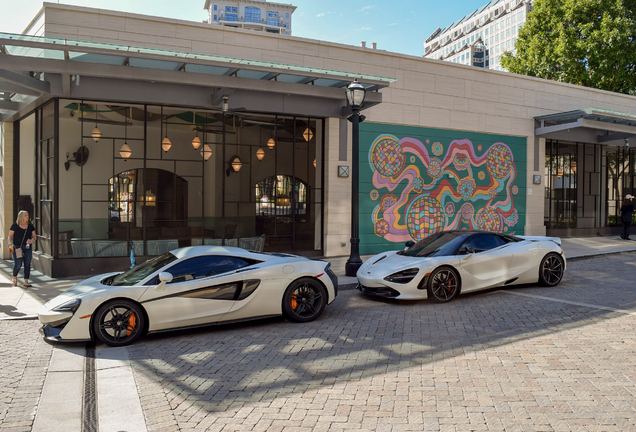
[345, 78, 366, 110]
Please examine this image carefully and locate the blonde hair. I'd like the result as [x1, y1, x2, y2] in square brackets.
[15, 210, 29, 225]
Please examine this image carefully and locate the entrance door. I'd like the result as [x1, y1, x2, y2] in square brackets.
[606, 147, 636, 226]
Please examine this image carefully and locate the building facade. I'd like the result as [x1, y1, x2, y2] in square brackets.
[423, 0, 533, 71]
[204, 0, 295, 35]
[1, 2, 635, 277]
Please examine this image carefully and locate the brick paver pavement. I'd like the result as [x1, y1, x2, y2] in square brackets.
[3, 254, 636, 431]
[0, 320, 53, 432]
[124, 253, 636, 432]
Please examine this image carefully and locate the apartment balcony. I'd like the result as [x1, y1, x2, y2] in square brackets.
[217, 15, 288, 30]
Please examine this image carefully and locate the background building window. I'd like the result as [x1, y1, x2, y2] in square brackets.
[225, 6, 237, 13]
[226, 13, 238, 21]
[267, 11, 278, 18]
[245, 7, 261, 23]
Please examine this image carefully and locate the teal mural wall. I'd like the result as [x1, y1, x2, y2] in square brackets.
[359, 122, 527, 255]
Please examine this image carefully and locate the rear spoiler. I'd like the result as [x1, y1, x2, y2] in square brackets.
[517, 235, 562, 246]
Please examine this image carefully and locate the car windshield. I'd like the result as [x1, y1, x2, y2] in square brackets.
[109, 252, 178, 286]
[400, 232, 469, 257]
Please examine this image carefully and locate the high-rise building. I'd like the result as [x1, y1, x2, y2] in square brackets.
[204, 0, 296, 35]
[423, 0, 533, 71]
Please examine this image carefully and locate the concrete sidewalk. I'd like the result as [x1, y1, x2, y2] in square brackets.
[1, 234, 635, 320]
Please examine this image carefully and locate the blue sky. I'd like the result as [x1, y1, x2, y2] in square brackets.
[1, 0, 490, 57]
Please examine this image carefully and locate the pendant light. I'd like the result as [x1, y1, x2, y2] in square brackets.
[119, 108, 132, 161]
[267, 118, 277, 150]
[91, 110, 102, 142]
[201, 144, 212, 161]
[192, 112, 202, 149]
[162, 108, 172, 152]
[256, 147, 265, 161]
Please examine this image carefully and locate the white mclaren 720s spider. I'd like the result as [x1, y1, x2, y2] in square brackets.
[357, 230, 566, 302]
[38, 246, 338, 346]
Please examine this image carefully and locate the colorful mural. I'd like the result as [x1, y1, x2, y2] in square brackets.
[359, 123, 526, 255]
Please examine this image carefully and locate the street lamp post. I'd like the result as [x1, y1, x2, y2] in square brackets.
[345, 79, 366, 277]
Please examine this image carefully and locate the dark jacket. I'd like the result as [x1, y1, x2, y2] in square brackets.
[621, 203, 635, 223]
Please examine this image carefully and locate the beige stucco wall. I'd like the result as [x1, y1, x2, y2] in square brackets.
[1, 122, 14, 260]
[25, 2, 636, 256]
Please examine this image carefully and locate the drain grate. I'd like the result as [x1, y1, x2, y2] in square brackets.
[83, 343, 98, 432]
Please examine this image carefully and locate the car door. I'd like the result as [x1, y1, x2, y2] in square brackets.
[139, 255, 256, 331]
[456, 234, 512, 292]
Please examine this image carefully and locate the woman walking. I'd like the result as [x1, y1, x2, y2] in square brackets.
[620, 194, 635, 240]
[7, 210, 36, 287]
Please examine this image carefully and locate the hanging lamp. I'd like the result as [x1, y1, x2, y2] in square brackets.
[201, 144, 213, 161]
[91, 110, 101, 142]
[192, 112, 202, 149]
[256, 147, 265, 160]
[119, 108, 132, 160]
[162, 108, 172, 152]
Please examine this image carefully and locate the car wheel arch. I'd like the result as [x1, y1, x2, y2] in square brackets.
[89, 297, 150, 341]
[420, 265, 463, 295]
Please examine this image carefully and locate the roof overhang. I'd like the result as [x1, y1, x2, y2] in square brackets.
[535, 108, 636, 145]
[0, 32, 395, 121]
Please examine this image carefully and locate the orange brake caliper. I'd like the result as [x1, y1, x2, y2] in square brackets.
[291, 293, 298, 310]
[127, 313, 137, 336]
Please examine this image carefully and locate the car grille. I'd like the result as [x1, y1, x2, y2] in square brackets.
[357, 284, 400, 298]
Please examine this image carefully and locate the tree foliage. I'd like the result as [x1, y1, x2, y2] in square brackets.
[501, 0, 636, 94]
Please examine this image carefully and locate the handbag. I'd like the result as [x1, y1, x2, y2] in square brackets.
[14, 229, 26, 259]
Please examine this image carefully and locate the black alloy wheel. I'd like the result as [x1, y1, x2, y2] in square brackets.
[427, 266, 460, 303]
[92, 299, 146, 347]
[282, 277, 327, 323]
[539, 253, 564, 287]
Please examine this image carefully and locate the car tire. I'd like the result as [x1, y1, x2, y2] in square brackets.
[282, 277, 327, 323]
[427, 266, 460, 303]
[538, 252, 564, 287]
[92, 299, 146, 347]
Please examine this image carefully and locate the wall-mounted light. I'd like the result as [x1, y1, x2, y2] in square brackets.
[313, 159, 316, 168]
[256, 147, 265, 161]
[226, 155, 242, 176]
[222, 96, 229, 113]
[201, 144, 213, 161]
[142, 189, 156, 207]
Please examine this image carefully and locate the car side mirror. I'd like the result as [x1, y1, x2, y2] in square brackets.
[460, 246, 475, 255]
[404, 241, 415, 249]
[155, 272, 173, 292]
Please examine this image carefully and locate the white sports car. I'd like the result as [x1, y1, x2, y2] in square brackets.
[357, 230, 565, 302]
[38, 246, 338, 346]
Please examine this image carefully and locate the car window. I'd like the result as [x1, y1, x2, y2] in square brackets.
[400, 231, 470, 257]
[164, 256, 257, 284]
[461, 234, 506, 253]
[110, 252, 177, 286]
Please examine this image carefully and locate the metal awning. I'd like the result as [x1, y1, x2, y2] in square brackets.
[0, 32, 397, 121]
[535, 108, 636, 145]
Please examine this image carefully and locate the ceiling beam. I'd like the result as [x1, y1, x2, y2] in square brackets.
[0, 69, 50, 93]
[262, 72, 279, 80]
[0, 81, 43, 96]
[0, 100, 19, 111]
[211, 88, 235, 106]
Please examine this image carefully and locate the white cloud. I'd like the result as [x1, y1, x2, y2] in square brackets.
[359, 27, 372, 31]
[387, 23, 397, 26]
[316, 12, 325, 17]
[360, 6, 374, 11]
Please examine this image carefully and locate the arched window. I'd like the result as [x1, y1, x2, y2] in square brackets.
[255, 175, 307, 216]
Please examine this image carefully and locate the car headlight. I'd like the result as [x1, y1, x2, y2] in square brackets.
[53, 298, 81, 314]
[384, 268, 419, 284]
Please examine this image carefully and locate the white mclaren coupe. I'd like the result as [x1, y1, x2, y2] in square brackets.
[38, 246, 338, 346]
[357, 230, 565, 302]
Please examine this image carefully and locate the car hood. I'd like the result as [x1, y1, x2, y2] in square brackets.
[359, 251, 434, 277]
[42, 272, 122, 310]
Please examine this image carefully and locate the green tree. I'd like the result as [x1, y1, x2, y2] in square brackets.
[501, 0, 636, 94]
